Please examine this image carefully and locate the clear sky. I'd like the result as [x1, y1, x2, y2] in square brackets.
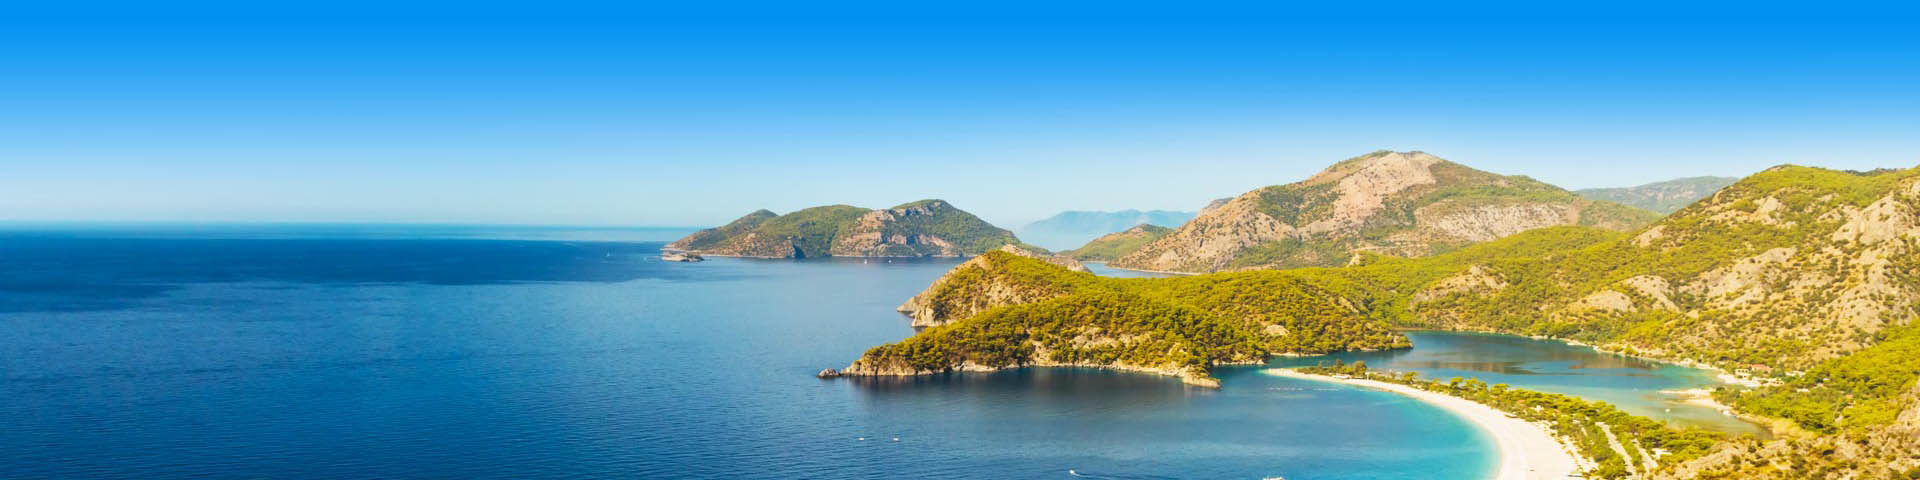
[2, 2, 1917, 228]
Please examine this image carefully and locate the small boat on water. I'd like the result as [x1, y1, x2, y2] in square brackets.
[660, 251, 705, 262]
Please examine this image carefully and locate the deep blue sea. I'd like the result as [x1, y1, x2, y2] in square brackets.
[0, 226, 1750, 479]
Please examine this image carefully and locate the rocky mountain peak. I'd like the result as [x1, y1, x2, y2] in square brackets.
[1303, 150, 1445, 186]
[1110, 150, 1654, 272]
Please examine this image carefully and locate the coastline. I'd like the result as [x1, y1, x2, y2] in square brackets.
[675, 251, 971, 259]
[1083, 261, 1198, 276]
[1262, 369, 1584, 480]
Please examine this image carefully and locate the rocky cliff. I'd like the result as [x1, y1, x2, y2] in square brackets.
[1110, 151, 1657, 272]
[666, 200, 1023, 258]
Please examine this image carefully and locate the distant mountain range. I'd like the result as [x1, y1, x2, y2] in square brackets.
[1016, 209, 1197, 251]
[666, 199, 1023, 258]
[1575, 176, 1739, 214]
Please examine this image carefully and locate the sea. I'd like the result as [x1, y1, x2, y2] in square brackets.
[0, 224, 1757, 479]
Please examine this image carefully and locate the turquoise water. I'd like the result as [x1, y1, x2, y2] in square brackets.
[0, 226, 1753, 479]
[1082, 261, 1177, 278]
[1268, 332, 1766, 437]
[0, 228, 1492, 479]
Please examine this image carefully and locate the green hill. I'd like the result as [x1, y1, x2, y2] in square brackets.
[1064, 224, 1173, 261]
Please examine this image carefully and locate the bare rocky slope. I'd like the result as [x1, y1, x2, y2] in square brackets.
[666, 200, 1025, 258]
[1110, 150, 1657, 273]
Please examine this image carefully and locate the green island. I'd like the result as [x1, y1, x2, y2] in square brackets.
[665, 199, 1027, 258]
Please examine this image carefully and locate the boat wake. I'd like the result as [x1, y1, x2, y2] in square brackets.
[1065, 469, 1182, 479]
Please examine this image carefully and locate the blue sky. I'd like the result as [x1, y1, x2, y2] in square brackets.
[2, 2, 1917, 227]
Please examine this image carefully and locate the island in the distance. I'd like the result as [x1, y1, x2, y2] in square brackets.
[666, 199, 1032, 258]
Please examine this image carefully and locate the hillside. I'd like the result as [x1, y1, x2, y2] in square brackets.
[1063, 224, 1172, 261]
[1577, 176, 1739, 214]
[665, 200, 1023, 258]
[842, 250, 1410, 385]
[1111, 151, 1658, 273]
[1381, 165, 1920, 371]
[1016, 209, 1195, 251]
[842, 163, 1920, 477]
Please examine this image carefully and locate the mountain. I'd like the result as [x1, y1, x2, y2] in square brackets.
[1063, 224, 1173, 261]
[665, 200, 1024, 258]
[841, 163, 1920, 477]
[1110, 151, 1659, 273]
[1016, 209, 1196, 251]
[1576, 176, 1740, 214]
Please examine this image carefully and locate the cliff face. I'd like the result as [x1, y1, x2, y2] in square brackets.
[1110, 151, 1656, 273]
[667, 200, 1022, 258]
[1064, 224, 1173, 261]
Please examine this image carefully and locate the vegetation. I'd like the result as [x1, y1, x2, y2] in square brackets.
[856, 251, 1409, 380]
[666, 209, 776, 251]
[866, 200, 1022, 256]
[866, 291, 1268, 378]
[857, 162, 1920, 479]
[667, 200, 1023, 258]
[747, 205, 870, 257]
[1718, 327, 1920, 434]
[1064, 224, 1171, 261]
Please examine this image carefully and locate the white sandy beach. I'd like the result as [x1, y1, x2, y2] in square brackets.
[1262, 369, 1583, 480]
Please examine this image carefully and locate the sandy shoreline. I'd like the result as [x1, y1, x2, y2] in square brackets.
[1263, 369, 1583, 480]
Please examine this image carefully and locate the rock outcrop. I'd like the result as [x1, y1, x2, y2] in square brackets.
[1111, 151, 1656, 273]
